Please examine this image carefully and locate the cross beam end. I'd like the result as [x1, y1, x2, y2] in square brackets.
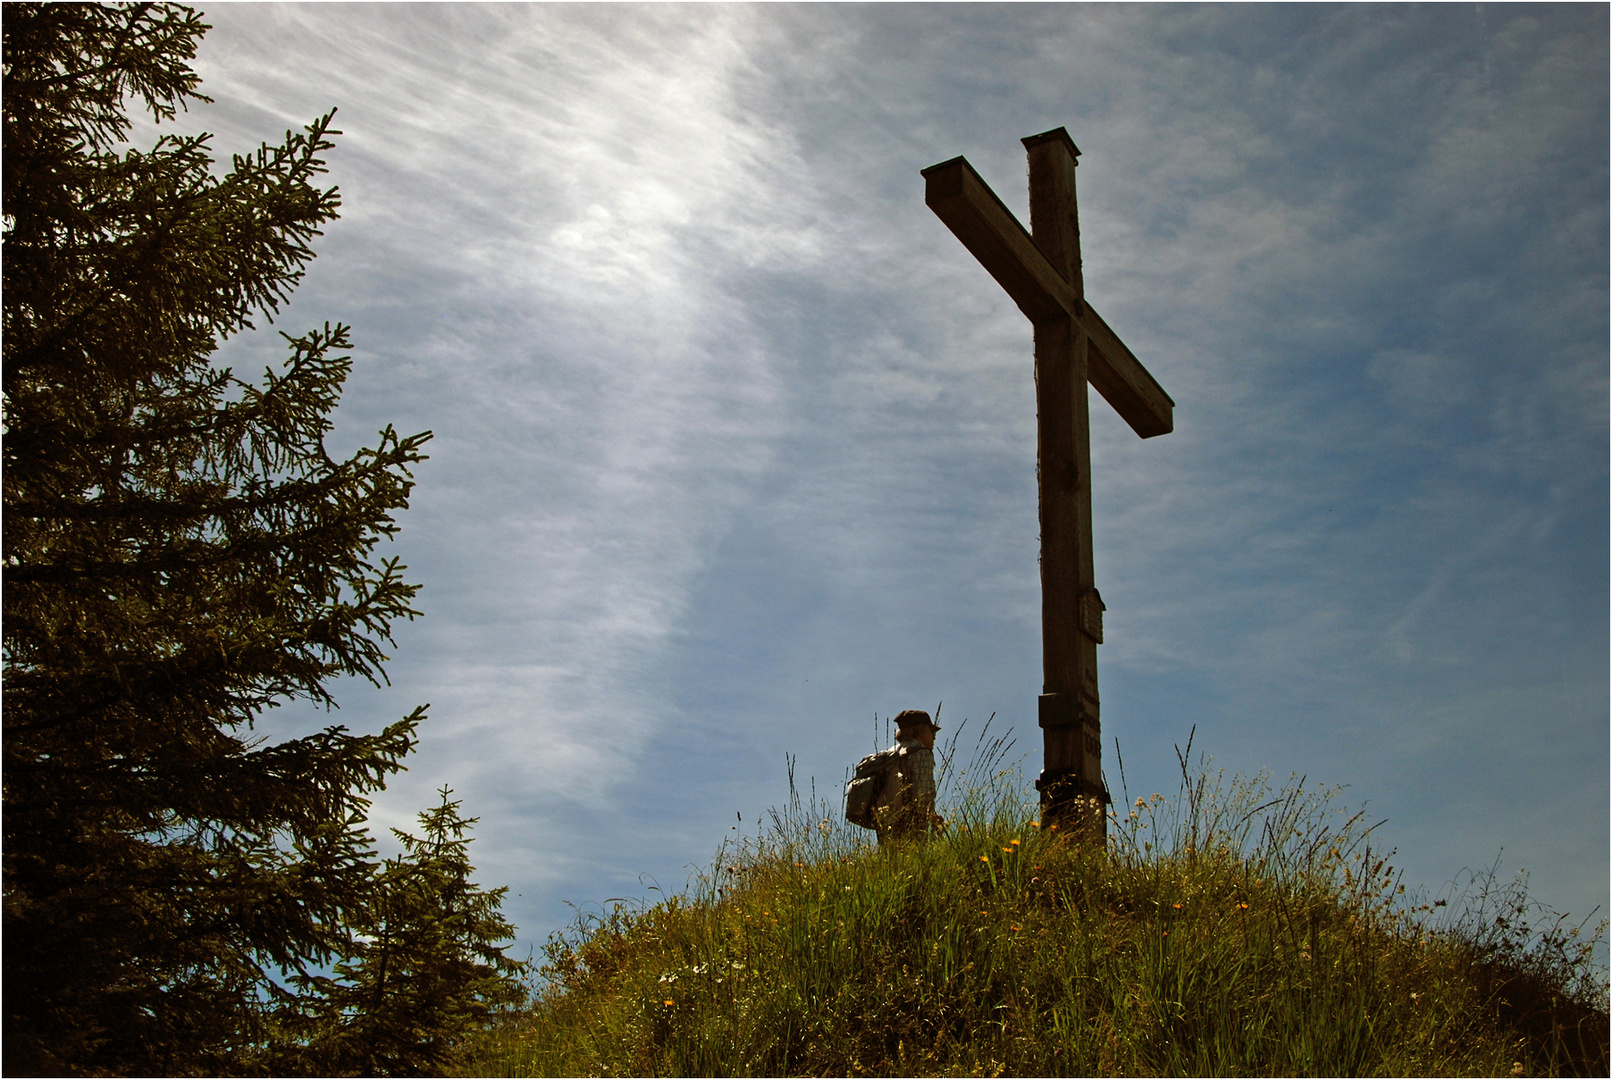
[923, 156, 1071, 325]
[1084, 302, 1175, 438]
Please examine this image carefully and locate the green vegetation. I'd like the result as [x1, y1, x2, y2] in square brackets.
[3, 5, 524, 1074]
[460, 728, 1607, 1077]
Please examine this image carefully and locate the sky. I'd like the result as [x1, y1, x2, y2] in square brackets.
[154, 3, 1607, 963]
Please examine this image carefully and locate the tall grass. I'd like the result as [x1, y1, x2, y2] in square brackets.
[458, 723, 1607, 1077]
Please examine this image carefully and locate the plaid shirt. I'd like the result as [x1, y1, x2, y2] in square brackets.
[873, 737, 936, 835]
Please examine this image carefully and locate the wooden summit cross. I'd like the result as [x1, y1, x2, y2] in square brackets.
[922, 128, 1174, 841]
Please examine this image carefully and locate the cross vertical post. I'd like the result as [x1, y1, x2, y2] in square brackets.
[1024, 130, 1105, 840]
[921, 127, 1174, 843]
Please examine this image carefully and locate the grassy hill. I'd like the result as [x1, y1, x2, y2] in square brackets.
[457, 730, 1607, 1076]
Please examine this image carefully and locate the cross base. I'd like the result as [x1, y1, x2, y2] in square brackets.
[1037, 690, 1109, 841]
[1035, 779, 1109, 843]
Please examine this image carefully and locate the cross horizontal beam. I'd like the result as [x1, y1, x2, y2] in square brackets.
[922, 156, 1174, 439]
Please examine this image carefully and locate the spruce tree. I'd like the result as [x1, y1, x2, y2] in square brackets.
[284, 789, 531, 1076]
[3, 4, 521, 1073]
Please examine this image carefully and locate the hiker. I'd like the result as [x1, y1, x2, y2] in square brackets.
[844, 709, 942, 844]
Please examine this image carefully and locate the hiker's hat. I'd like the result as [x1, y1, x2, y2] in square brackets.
[893, 709, 939, 733]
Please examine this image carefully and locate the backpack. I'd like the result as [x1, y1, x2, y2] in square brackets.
[845, 748, 900, 829]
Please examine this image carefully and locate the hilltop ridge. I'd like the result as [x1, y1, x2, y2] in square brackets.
[458, 738, 1608, 1077]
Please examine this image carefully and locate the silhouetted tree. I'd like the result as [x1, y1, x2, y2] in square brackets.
[282, 789, 530, 1076]
[3, 4, 523, 1073]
